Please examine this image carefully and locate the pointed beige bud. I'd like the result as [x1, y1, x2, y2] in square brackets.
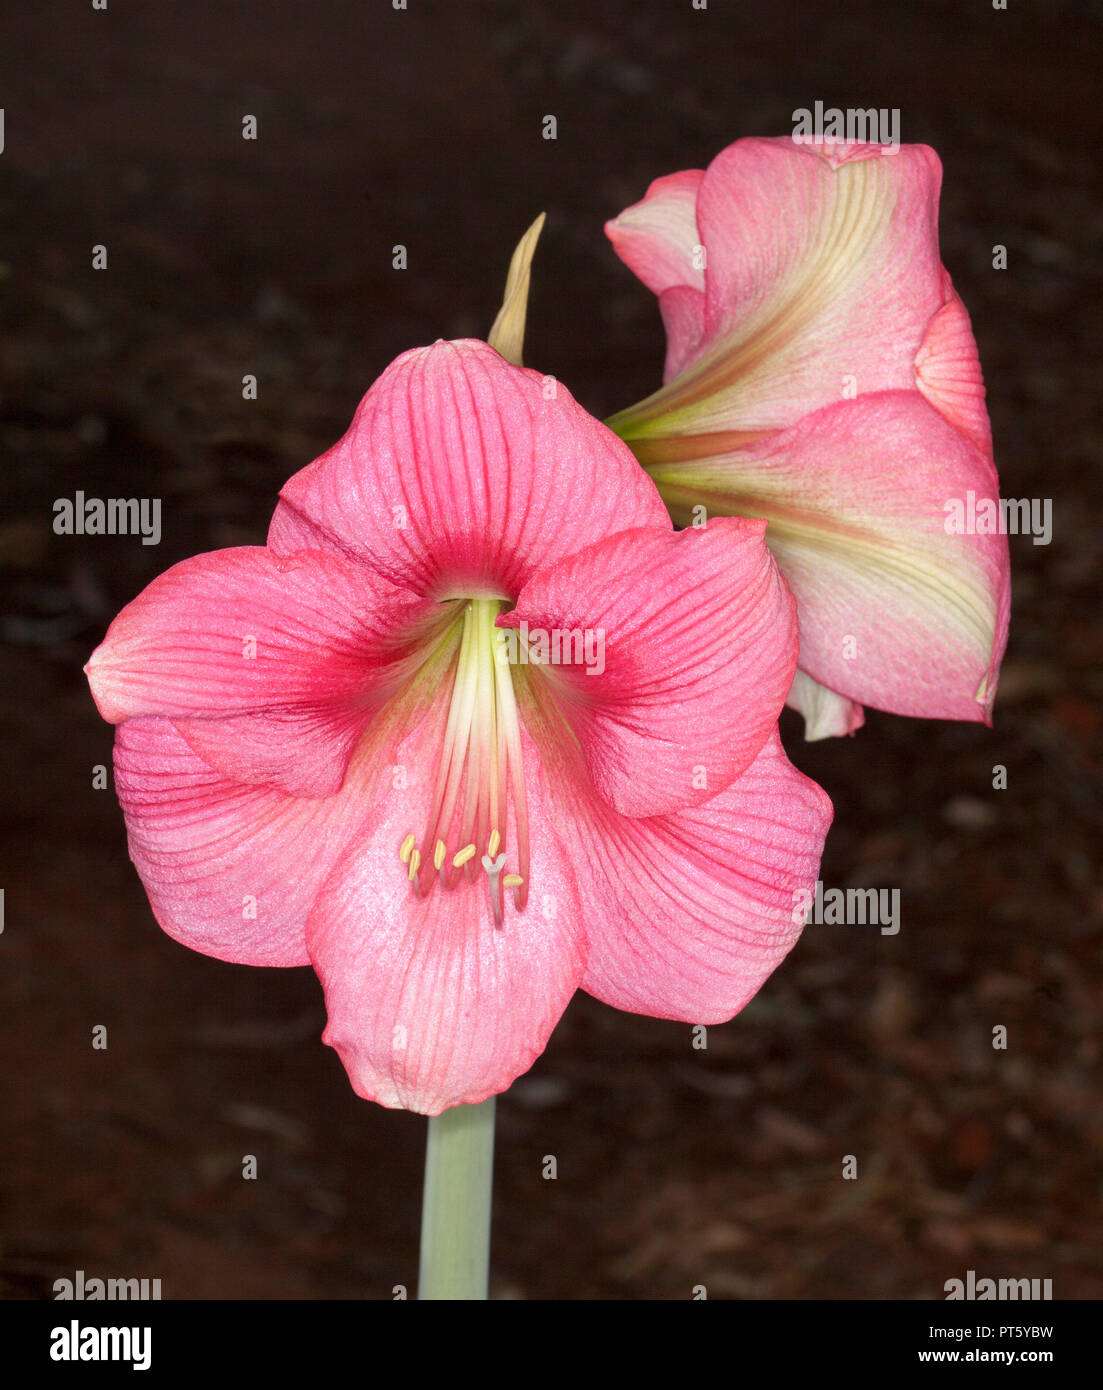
[488, 212, 546, 367]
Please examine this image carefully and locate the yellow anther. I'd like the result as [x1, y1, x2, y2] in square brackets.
[452, 843, 477, 868]
[407, 849, 421, 881]
[433, 839, 447, 871]
[502, 874, 524, 889]
[487, 828, 501, 858]
[399, 833, 416, 864]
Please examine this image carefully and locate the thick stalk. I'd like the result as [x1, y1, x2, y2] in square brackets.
[417, 1098, 496, 1300]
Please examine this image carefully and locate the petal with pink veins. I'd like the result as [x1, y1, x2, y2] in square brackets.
[112, 717, 393, 967]
[915, 273, 993, 457]
[605, 169, 705, 297]
[306, 714, 588, 1115]
[268, 339, 670, 599]
[174, 705, 377, 801]
[86, 546, 438, 795]
[578, 730, 833, 1022]
[645, 392, 1010, 722]
[502, 518, 798, 817]
[609, 138, 946, 433]
[653, 285, 711, 382]
[605, 170, 708, 379]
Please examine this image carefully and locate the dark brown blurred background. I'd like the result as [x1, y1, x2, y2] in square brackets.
[1, 0, 1099, 1299]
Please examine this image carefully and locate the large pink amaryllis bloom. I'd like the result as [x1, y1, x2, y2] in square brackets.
[85, 340, 832, 1115]
[605, 136, 1011, 740]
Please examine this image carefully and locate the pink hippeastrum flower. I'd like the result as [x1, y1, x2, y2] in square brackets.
[85, 339, 832, 1115]
[605, 136, 1011, 739]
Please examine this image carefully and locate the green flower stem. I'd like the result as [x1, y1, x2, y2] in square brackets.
[417, 1098, 496, 1300]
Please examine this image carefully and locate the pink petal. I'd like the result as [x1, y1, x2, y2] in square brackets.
[786, 670, 865, 741]
[579, 730, 833, 1021]
[174, 706, 373, 800]
[112, 717, 386, 967]
[605, 169, 705, 296]
[306, 713, 588, 1115]
[503, 518, 797, 817]
[657, 393, 1009, 721]
[86, 546, 436, 795]
[611, 138, 947, 432]
[268, 339, 669, 600]
[605, 171, 707, 380]
[915, 272, 993, 457]
[655, 284, 710, 381]
[812, 140, 901, 169]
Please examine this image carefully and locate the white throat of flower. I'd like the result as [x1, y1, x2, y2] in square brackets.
[398, 599, 529, 927]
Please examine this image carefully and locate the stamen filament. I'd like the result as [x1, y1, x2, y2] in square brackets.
[491, 618, 531, 911]
[397, 598, 532, 924]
